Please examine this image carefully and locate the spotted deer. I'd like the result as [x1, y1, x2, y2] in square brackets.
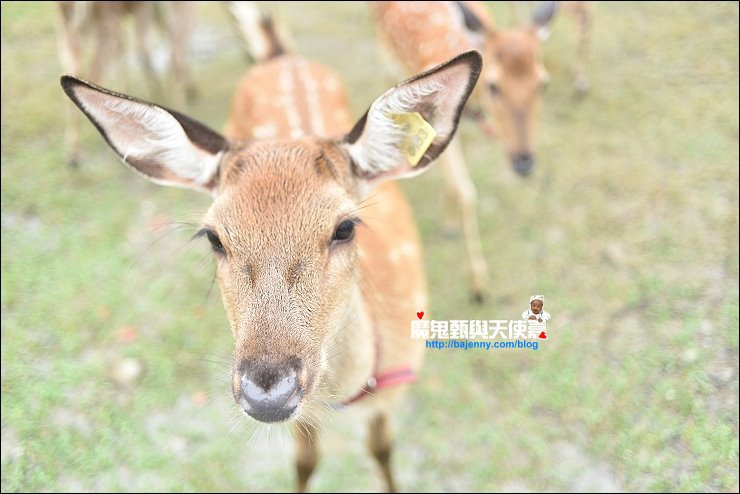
[57, 1, 195, 167]
[60, 2, 482, 490]
[372, 1, 590, 300]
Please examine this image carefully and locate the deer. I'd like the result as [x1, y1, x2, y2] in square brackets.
[371, 1, 591, 301]
[57, 1, 195, 167]
[512, 1, 591, 94]
[60, 1, 482, 490]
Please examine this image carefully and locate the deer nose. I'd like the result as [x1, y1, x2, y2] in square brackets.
[239, 362, 302, 423]
[511, 152, 535, 177]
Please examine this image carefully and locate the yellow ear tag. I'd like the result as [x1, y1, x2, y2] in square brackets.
[389, 112, 437, 167]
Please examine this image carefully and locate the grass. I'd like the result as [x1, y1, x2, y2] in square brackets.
[1, 1, 738, 492]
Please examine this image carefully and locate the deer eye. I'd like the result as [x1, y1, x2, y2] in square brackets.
[206, 230, 226, 256]
[331, 219, 356, 245]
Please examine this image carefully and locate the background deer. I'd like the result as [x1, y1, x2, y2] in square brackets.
[60, 1, 482, 490]
[57, 1, 195, 167]
[372, 1, 590, 301]
[513, 1, 592, 93]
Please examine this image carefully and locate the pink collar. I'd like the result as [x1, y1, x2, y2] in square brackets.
[341, 366, 418, 407]
[337, 313, 417, 408]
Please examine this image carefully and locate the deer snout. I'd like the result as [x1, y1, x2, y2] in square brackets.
[238, 360, 303, 423]
[511, 152, 535, 177]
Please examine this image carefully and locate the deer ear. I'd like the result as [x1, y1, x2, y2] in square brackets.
[531, 1, 558, 29]
[343, 50, 482, 183]
[60, 75, 229, 193]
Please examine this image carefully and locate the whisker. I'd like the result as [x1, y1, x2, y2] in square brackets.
[128, 220, 201, 271]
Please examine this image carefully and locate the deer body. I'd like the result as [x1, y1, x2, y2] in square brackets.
[374, 1, 490, 75]
[61, 5, 481, 489]
[225, 55, 353, 140]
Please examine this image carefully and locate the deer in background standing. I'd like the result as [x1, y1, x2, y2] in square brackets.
[60, 0, 482, 490]
[57, 1, 195, 167]
[372, 1, 591, 301]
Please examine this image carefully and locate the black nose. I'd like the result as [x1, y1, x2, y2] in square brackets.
[511, 153, 535, 177]
[239, 361, 302, 423]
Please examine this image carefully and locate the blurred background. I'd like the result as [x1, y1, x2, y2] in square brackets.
[1, 1, 738, 492]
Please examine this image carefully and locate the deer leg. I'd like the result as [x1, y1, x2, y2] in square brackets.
[368, 412, 397, 493]
[439, 136, 488, 303]
[89, 6, 122, 85]
[133, 3, 163, 100]
[168, 1, 196, 107]
[57, 2, 83, 167]
[574, 2, 591, 96]
[442, 182, 460, 235]
[294, 421, 320, 493]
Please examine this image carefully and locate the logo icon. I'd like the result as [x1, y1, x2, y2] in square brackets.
[523, 294, 551, 339]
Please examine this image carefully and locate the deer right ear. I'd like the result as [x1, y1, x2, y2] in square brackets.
[60, 75, 229, 193]
[343, 50, 482, 183]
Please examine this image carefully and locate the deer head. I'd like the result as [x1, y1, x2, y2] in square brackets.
[475, 2, 555, 176]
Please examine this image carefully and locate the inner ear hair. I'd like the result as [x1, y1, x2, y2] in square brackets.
[60, 75, 229, 192]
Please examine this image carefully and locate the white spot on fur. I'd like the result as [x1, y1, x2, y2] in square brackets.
[399, 242, 417, 257]
[251, 123, 278, 139]
[278, 61, 303, 138]
[324, 76, 340, 93]
[386, 242, 416, 264]
[297, 60, 326, 136]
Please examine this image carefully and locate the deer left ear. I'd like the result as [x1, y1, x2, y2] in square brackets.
[60, 75, 229, 193]
[343, 50, 482, 182]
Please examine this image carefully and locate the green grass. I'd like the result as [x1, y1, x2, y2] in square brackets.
[2, 1, 738, 492]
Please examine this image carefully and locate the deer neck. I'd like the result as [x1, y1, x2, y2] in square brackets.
[320, 281, 375, 403]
